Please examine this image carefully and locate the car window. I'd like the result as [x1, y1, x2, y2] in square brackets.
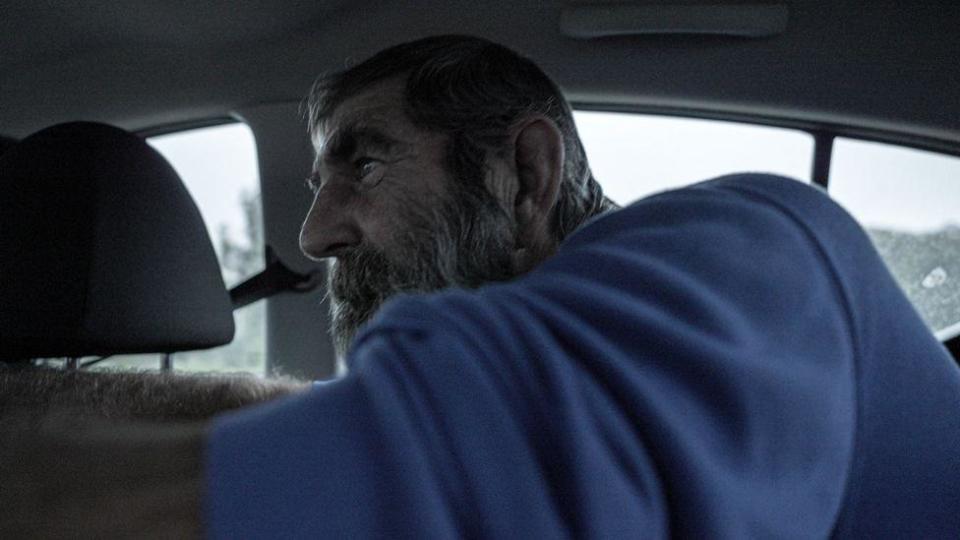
[575, 111, 960, 341]
[574, 111, 814, 205]
[94, 123, 266, 375]
[829, 138, 960, 339]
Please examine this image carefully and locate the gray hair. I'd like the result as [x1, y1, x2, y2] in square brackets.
[306, 35, 615, 242]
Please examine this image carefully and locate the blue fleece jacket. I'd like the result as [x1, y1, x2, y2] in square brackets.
[206, 174, 960, 538]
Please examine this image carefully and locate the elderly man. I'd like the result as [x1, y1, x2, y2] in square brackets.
[4, 35, 960, 538]
[299, 36, 614, 362]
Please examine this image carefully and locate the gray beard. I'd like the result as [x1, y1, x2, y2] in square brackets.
[327, 182, 517, 359]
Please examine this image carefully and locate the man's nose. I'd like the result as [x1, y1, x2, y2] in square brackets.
[299, 187, 362, 260]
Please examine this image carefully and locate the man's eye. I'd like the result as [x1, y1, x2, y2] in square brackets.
[355, 158, 383, 185]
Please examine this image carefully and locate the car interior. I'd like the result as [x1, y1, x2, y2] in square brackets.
[2, 1, 958, 385]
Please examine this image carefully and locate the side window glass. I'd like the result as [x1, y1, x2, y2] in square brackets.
[574, 111, 814, 205]
[97, 123, 266, 375]
[829, 138, 960, 339]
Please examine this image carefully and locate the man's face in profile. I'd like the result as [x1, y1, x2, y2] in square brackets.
[300, 77, 518, 356]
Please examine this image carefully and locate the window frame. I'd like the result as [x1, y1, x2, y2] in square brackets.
[137, 117, 240, 139]
[573, 103, 960, 189]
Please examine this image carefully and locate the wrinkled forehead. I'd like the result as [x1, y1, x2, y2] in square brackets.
[311, 78, 409, 155]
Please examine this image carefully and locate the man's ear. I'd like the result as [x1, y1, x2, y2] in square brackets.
[511, 116, 563, 252]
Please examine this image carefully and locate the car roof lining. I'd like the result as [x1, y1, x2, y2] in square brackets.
[2, 1, 959, 149]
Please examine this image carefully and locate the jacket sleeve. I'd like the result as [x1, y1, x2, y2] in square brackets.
[205, 175, 857, 538]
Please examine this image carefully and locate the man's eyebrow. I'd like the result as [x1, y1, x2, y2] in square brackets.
[321, 123, 404, 161]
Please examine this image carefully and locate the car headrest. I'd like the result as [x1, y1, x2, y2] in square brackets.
[0, 122, 235, 362]
[0, 136, 17, 156]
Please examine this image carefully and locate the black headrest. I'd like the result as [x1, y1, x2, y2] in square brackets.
[0, 122, 235, 361]
[0, 136, 17, 156]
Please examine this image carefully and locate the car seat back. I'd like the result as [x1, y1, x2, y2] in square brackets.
[0, 122, 234, 362]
